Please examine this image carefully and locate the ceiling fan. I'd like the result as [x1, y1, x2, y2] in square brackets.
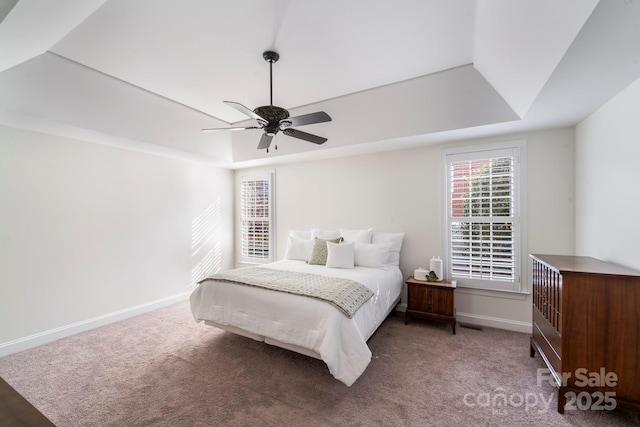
[202, 51, 332, 152]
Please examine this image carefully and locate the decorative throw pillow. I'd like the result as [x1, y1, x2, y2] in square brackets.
[354, 243, 391, 268]
[371, 232, 405, 266]
[311, 228, 341, 240]
[307, 237, 344, 265]
[326, 241, 355, 269]
[340, 228, 374, 244]
[289, 229, 312, 240]
[284, 236, 314, 261]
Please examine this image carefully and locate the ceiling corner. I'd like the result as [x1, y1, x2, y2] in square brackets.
[472, 0, 600, 118]
[0, 0, 107, 73]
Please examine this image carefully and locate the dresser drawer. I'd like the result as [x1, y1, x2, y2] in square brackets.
[533, 307, 561, 359]
[532, 320, 561, 380]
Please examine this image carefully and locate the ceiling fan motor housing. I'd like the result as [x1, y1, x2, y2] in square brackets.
[254, 105, 289, 135]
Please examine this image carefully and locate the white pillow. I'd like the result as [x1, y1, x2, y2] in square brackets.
[354, 243, 390, 268]
[311, 228, 341, 240]
[326, 241, 355, 269]
[371, 232, 405, 266]
[289, 230, 312, 240]
[340, 228, 373, 244]
[284, 236, 314, 261]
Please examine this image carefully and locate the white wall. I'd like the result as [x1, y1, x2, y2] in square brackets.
[0, 119, 579, 353]
[241, 127, 575, 332]
[0, 126, 234, 355]
[575, 76, 640, 271]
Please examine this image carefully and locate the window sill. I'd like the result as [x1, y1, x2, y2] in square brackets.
[237, 259, 272, 267]
[455, 286, 530, 301]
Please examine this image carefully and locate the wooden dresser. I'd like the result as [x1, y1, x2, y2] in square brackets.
[529, 254, 640, 414]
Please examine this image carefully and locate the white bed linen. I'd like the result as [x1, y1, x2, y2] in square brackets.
[190, 260, 403, 386]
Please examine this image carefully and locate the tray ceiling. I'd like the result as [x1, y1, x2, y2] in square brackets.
[1, 0, 639, 168]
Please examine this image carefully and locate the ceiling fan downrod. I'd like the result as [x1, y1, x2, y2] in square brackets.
[263, 50, 279, 106]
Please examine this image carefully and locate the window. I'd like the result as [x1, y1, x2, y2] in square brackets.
[239, 172, 274, 263]
[444, 142, 526, 292]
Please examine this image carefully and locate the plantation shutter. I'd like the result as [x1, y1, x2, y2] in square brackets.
[240, 173, 273, 261]
[446, 147, 521, 291]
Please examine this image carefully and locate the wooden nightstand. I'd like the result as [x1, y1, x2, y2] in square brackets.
[405, 276, 456, 334]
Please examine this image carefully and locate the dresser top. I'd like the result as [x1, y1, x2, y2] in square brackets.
[530, 254, 640, 277]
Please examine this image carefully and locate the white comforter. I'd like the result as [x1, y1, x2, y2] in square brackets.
[190, 260, 403, 386]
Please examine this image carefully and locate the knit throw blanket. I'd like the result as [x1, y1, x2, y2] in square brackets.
[200, 267, 373, 318]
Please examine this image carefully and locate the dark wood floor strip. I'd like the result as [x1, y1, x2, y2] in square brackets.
[0, 376, 56, 427]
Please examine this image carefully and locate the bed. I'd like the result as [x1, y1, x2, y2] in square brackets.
[190, 229, 404, 386]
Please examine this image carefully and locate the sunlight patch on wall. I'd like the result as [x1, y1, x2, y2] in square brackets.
[190, 200, 223, 289]
[191, 200, 221, 256]
[190, 243, 222, 289]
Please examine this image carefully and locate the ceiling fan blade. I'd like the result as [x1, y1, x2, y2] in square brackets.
[257, 133, 274, 150]
[201, 126, 259, 133]
[224, 101, 266, 123]
[282, 128, 327, 145]
[282, 111, 332, 128]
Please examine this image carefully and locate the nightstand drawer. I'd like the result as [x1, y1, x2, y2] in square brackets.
[405, 276, 456, 334]
[407, 285, 454, 316]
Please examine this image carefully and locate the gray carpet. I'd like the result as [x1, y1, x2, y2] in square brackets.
[0, 301, 638, 426]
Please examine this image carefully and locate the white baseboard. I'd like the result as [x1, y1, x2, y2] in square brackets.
[0, 292, 191, 358]
[456, 311, 531, 334]
[395, 304, 531, 334]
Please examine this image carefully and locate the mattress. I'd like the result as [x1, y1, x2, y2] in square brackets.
[190, 259, 403, 386]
